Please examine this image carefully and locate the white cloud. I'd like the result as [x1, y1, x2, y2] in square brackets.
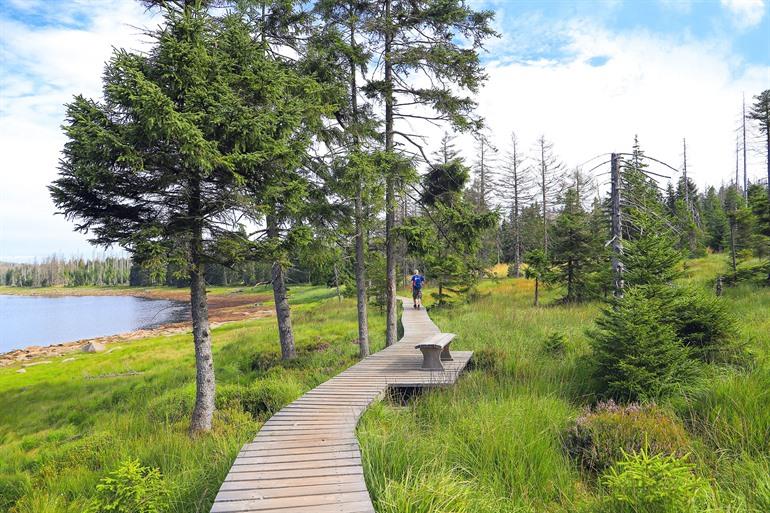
[720, 0, 766, 28]
[449, 23, 770, 208]
[0, 2, 158, 262]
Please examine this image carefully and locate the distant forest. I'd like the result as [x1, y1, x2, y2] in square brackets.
[0, 256, 326, 288]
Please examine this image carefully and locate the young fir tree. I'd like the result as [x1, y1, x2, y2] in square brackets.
[724, 184, 755, 275]
[550, 188, 601, 302]
[49, 3, 325, 433]
[701, 186, 729, 252]
[363, 0, 496, 345]
[524, 248, 550, 306]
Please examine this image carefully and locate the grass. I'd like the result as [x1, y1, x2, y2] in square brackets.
[358, 254, 770, 512]
[2, 255, 769, 512]
[0, 286, 385, 513]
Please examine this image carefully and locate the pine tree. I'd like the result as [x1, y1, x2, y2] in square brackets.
[701, 186, 729, 252]
[363, 0, 496, 345]
[49, 3, 326, 433]
[550, 188, 600, 302]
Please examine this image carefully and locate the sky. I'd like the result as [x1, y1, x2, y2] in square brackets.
[1, 0, 769, 263]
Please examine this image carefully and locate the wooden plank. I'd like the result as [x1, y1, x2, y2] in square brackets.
[210, 297, 471, 513]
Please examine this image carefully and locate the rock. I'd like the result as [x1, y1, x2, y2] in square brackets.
[82, 342, 105, 353]
[16, 368, 26, 373]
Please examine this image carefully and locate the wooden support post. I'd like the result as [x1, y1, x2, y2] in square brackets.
[610, 153, 624, 298]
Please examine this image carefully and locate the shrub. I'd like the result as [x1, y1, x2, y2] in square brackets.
[542, 331, 566, 357]
[661, 287, 741, 363]
[216, 377, 303, 420]
[599, 448, 713, 513]
[470, 347, 507, 374]
[589, 287, 700, 401]
[89, 458, 168, 513]
[564, 400, 691, 474]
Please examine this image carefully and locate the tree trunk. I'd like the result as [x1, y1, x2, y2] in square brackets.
[188, 185, 215, 435]
[384, 0, 397, 347]
[730, 219, 737, 275]
[355, 184, 370, 357]
[534, 277, 539, 306]
[267, 216, 297, 360]
[348, 16, 369, 358]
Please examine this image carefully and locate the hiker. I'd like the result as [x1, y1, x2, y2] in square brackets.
[411, 269, 425, 309]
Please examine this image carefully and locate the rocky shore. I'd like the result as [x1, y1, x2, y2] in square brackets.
[1, 288, 273, 367]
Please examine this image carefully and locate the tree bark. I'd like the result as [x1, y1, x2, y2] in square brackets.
[355, 184, 370, 357]
[384, 0, 397, 347]
[534, 277, 539, 306]
[267, 216, 297, 360]
[349, 12, 370, 358]
[188, 181, 215, 435]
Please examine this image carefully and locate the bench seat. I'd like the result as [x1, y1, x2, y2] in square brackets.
[415, 333, 456, 371]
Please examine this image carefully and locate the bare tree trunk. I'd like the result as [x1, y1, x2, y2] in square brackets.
[384, 0, 397, 346]
[730, 219, 737, 275]
[355, 185, 370, 357]
[267, 216, 297, 360]
[743, 95, 748, 199]
[540, 139, 548, 256]
[188, 183, 215, 435]
[534, 277, 539, 306]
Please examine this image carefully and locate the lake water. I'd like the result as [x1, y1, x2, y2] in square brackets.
[0, 295, 189, 353]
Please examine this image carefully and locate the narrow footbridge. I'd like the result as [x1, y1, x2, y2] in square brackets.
[210, 298, 472, 513]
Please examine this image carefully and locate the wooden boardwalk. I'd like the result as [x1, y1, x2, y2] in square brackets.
[210, 298, 472, 513]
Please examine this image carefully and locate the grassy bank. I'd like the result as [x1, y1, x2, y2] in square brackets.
[2, 256, 769, 512]
[358, 255, 770, 512]
[0, 285, 384, 512]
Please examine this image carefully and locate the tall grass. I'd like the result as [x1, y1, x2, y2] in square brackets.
[360, 255, 770, 512]
[0, 287, 384, 512]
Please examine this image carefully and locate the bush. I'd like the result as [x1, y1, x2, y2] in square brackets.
[90, 458, 168, 513]
[564, 400, 691, 474]
[542, 331, 566, 357]
[589, 287, 700, 401]
[661, 287, 741, 363]
[470, 347, 507, 374]
[216, 377, 303, 420]
[599, 448, 713, 513]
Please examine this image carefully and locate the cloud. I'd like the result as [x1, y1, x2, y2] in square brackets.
[720, 0, 766, 28]
[0, 1, 158, 262]
[426, 22, 769, 210]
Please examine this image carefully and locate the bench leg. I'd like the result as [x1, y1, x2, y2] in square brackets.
[419, 347, 445, 371]
[440, 343, 453, 362]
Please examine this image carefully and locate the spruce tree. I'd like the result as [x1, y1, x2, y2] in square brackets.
[364, 0, 496, 345]
[550, 188, 600, 302]
[49, 3, 325, 433]
[701, 186, 729, 252]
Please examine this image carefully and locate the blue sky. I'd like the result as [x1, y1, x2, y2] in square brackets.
[1, 0, 769, 262]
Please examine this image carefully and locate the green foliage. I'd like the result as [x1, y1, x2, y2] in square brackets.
[89, 458, 168, 513]
[550, 188, 603, 302]
[216, 376, 303, 420]
[542, 331, 567, 356]
[564, 400, 691, 474]
[599, 448, 713, 513]
[471, 347, 507, 374]
[375, 469, 490, 513]
[590, 286, 700, 401]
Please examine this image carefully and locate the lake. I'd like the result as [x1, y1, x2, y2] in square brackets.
[0, 294, 189, 353]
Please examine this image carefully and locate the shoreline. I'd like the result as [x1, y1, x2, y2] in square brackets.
[1, 287, 274, 367]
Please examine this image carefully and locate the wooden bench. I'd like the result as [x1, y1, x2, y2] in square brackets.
[415, 333, 456, 371]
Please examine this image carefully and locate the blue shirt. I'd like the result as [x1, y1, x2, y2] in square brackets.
[411, 275, 425, 289]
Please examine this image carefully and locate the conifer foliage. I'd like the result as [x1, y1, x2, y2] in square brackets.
[50, 2, 328, 433]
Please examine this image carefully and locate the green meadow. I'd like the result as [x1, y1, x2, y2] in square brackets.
[1, 257, 769, 512]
